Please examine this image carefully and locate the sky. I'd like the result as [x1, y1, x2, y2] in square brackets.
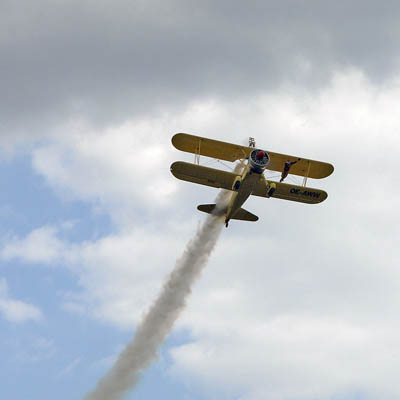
[1, 1, 400, 399]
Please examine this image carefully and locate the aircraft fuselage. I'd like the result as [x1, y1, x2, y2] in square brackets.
[225, 165, 264, 226]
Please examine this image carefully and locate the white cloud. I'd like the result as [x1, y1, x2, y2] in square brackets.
[170, 316, 373, 400]
[1, 226, 64, 265]
[0, 279, 43, 323]
[163, 213, 400, 399]
[4, 69, 400, 398]
[31, 120, 180, 228]
[63, 224, 194, 328]
[0, 220, 195, 328]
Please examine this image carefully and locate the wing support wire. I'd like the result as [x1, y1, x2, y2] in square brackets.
[193, 137, 247, 169]
[302, 160, 311, 187]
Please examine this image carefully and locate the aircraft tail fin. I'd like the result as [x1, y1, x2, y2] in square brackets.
[197, 204, 258, 222]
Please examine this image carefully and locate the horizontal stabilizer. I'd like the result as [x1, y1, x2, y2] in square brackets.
[197, 204, 225, 217]
[231, 208, 259, 222]
[197, 204, 258, 222]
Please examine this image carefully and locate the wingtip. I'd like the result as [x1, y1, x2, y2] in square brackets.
[171, 133, 180, 148]
[326, 163, 334, 178]
[171, 132, 190, 150]
[170, 161, 180, 176]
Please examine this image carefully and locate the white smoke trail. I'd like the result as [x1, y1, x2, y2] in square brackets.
[83, 184, 238, 400]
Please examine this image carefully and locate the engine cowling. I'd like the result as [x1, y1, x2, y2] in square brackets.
[249, 149, 270, 173]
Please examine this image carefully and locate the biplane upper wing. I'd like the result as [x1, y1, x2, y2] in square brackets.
[172, 133, 252, 162]
[172, 133, 334, 179]
[170, 161, 237, 191]
[252, 180, 328, 204]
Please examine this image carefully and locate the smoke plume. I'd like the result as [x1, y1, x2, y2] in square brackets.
[83, 185, 236, 400]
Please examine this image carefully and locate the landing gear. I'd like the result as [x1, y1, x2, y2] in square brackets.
[266, 182, 276, 197]
[233, 180, 241, 190]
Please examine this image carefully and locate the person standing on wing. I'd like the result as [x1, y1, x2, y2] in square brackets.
[280, 158, 301, 182]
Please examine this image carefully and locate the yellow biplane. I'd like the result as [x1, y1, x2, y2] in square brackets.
[171, 133, 334, 227]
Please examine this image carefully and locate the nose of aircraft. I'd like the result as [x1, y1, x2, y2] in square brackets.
[256, 150, 265, 160]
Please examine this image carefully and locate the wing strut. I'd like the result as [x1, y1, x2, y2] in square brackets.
[194, 138, 201, 165]
[302, 161, 311, 187]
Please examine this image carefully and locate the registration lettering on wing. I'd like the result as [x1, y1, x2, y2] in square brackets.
[290, 188, 321, 199]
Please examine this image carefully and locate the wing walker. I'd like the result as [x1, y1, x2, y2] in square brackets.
[170, 133, 334, 227]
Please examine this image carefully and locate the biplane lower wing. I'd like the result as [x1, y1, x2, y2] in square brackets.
[170, 161, 237, 191]
[253, 180, 328, 204]
[172, 133, 334, 179]
[171, 161, 327, 205]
